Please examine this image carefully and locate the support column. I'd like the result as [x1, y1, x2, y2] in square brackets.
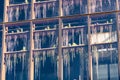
[88, 15, 93, 80]
[87, 0, 93, 80]
[31, 0, 35, 19]
[116, 0, 120, 79]
[0, 25, 6, 80]
[58, 18, 63, 80]
[58, 0, 63, 80]
[28, 0, 35, 80]
[28, 21, 34, 80]
[0, 0, 9, 80]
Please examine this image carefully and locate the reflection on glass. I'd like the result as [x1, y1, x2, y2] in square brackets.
[63, 47, 88, 80]
[9, 0, 31, 4]
[34, 31, 58, 49]
[34, 50, 58, 80]
[34, 1, 59, 19]
[90, 14, 117, 44]
[6, 34, 29, 52]
[62, 17, 88, 47]
[62, 0, 87, 16]
[7, 5, 31, 22]
[5, 53, 28, 80]
[5, 25, 30, 52]
[62, 28, 87, 46]
[33, 20, 58, 49]
[90, 0, 116, 13]
[92, 43, 118, 80]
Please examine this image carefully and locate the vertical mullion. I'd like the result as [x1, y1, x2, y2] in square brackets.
[0, 0, 9, 80]
[29, 21, 34, 80]
[58, 0, 63, 80]
[28, 0, 35, 80]
[116, 0, 120, 79]
[88, 15, 93, 80]
[0, 24, 6, 80]
[87, 0, 93, 80]
[58, 18, 63, 80]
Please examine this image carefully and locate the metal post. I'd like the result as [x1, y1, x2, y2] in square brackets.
[58, 0, 63, 80]
[88, 15, 93, 80]
[116, 0, 120, 79]
[28, 21, 34, 80]
[0, 25, 6, 80]
[28, 0, 35, 80]
[0, 0, 9, 80]
[58, 18, 63, 80]
[87, 0, 93, 80]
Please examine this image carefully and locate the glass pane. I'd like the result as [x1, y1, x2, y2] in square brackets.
[90, 14, 117, 44]
[34, 49, 58, 80]
[90, 0, 116, 13]
[7, 4, 31, 22]
[62, 16, 88, 47]
[62, 0, 88, 16]
[34, 0, 59, 19]
[9, 0, 31, 4]
[92, 43, 118, 80]
[5, 24, 30, 52]
[33, 19, 58, 80]
[33, 19, 58, 49]
[5, 53, 28, 80]
[63, 47, 88, 80]
[91, 13, 119, 80]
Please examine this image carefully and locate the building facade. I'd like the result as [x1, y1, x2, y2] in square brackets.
[0, 0, 120, 80]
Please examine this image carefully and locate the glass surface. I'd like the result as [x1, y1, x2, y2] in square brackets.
[91, 13, 119, 80]
[62, 16, 88, 47]
[90, 0, 116, 13]
[7, 4, 31, 22]
[62, 0, 88, 16]
[62, 47, 88, 80]
[34, 50, 58, 80]
[92, 43, 118, 80]
[5, 24, 30, 52]
[5, 53, 28, 80]
[34, 1, 59, 19]
[9, 0, 31, 4]
[33, 19, 58, 49]
[90, 14, 117, 44]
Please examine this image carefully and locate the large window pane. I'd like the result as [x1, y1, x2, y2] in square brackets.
[34, 0, 59, 19]
[9, 0, 31, 4]
[62, 0, 88, 16]
[34, 49, 58, 80]
[90, 14, 117, 44]
[91, 13, 119, 80]
[92, 43, 118, 80]
[63, 47, 88, 80]
[33, 19, 58, 49]
[90, 0, 116, 13]
[5, 23, 30, 52]
[62, 16, 88, 47]
[5, 53, 28, 80]
[7, 4, 31, 22]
